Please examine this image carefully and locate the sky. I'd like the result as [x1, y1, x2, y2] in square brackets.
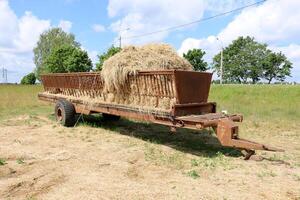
[0, 0, 299, 83]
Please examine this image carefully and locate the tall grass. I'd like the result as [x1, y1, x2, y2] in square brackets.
[0, 84, 51, 120]
[209, 84, 300, 122]
[0, 84, 299, 122]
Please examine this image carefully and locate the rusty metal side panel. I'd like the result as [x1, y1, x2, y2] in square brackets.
[41, 72, 103, 90]
[171, 102, 216, 116]
[41, 70, 213, 115]
[174, 71, 212, 104]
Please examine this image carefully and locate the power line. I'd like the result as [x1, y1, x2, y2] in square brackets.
[123, 0, 266, 40]
[2, 68, 8, 83]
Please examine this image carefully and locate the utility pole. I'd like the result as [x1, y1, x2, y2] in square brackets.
[220, 48, 223, 85]
[5, 69, 7, 83]
[217, 37, 224, 84]
[118, 19, 130, 48]
[1, 68, 8, 83]
[2, 68, 4, 83]
[118, 28, 130, 48]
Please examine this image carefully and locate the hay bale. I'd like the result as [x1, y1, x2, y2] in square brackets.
[97, 43, 193, 111]
[101, 43, 193, 93]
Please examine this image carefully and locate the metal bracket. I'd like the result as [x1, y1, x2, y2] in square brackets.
[216, 118, 284, 152]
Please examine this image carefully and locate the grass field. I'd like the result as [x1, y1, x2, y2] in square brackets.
[1, 84, 299, 122]
[0, 84, 299, 199]
[0, 85, 51, 120]
[210, 84, 300, 122]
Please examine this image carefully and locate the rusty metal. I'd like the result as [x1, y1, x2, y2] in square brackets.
[176, 113, 243, 128]
[174, 70, 212, 104]
[172, 102, 216, 116]
[40, 70, 212, 105]
[39, 70, 283, 157]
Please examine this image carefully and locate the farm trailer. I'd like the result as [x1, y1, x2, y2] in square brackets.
[38, 70, 283, 159]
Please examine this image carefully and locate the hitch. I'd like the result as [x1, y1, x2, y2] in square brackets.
[216, 118, 284, 158]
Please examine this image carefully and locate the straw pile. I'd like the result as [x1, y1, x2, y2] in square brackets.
[101, 43, 192, 93]
[99, 43, 193, 111]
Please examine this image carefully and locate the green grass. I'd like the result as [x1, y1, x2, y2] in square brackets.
[143, 142, 187, 169]
[187, 170, 200, 179]
[0, 158, 7, 165]
[1, 84, 299, 122]
[209, 84, 300, 122]
[16, 158, 25, 164]
[0, 84, 51, 120]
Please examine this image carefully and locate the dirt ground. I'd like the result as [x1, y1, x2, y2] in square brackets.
[0, 115, 299, 200]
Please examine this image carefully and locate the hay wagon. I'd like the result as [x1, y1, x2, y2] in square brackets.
[38, 70, 282, 158]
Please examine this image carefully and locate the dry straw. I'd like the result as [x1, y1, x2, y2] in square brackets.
[99, 43, 193, 111]
[101, 43, 192, 93]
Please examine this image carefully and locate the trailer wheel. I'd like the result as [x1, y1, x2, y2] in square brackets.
[102, 113, 120, 121]
[55, 99, 76, 127]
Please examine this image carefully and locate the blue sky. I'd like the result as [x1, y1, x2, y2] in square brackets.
[1, 0, 299, 83]
[9, 0, 116, 55]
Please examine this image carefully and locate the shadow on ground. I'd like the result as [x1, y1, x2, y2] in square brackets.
[77, 114, 242, 159]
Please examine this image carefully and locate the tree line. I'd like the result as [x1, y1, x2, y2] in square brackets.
[21, 28, 292, 84]
[183, 36, 292, 84]
[211, 36, 292, 84]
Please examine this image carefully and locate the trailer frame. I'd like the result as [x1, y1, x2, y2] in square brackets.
[38, 70, 283, 159]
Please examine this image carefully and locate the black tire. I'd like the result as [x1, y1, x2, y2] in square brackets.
[102, 113, 120, 121]
[55, 99, 76, 127]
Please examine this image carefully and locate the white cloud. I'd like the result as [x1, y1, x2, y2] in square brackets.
[15, 12, 51, 52]
[0, 0, 51, 83]
[107, 0, 256, 45]
[271, 44, 300, 61]
[92, 24, 106, 32]
[58, 20, 72, 32]
[0, 0, 19, 47]
[178, 0, 300, 82]
[270, 44, 300, 82]
[108, 0, 206, 44]
[178, 36, 220, 60]
[218, 0, 300, 44]
[0, 51, 34, 83]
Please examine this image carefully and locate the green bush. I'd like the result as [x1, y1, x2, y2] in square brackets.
[21, 73, 36, 85]
[44, 45, 92, 73]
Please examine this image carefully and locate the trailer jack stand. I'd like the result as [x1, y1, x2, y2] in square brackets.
[216, 118, 284, 159]
[241, 149, 255, 160]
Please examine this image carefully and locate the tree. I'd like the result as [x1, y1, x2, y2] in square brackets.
[66, 47, 93, 72]
[96, 46, 121, 71]
[212, 36, 269, 84]
[262, 52, 292, 84]
[183, 49, 208, 71]
[33, 28, 80, 79]
[21, 72, 36, 85]
[44, 45, 92, 73]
